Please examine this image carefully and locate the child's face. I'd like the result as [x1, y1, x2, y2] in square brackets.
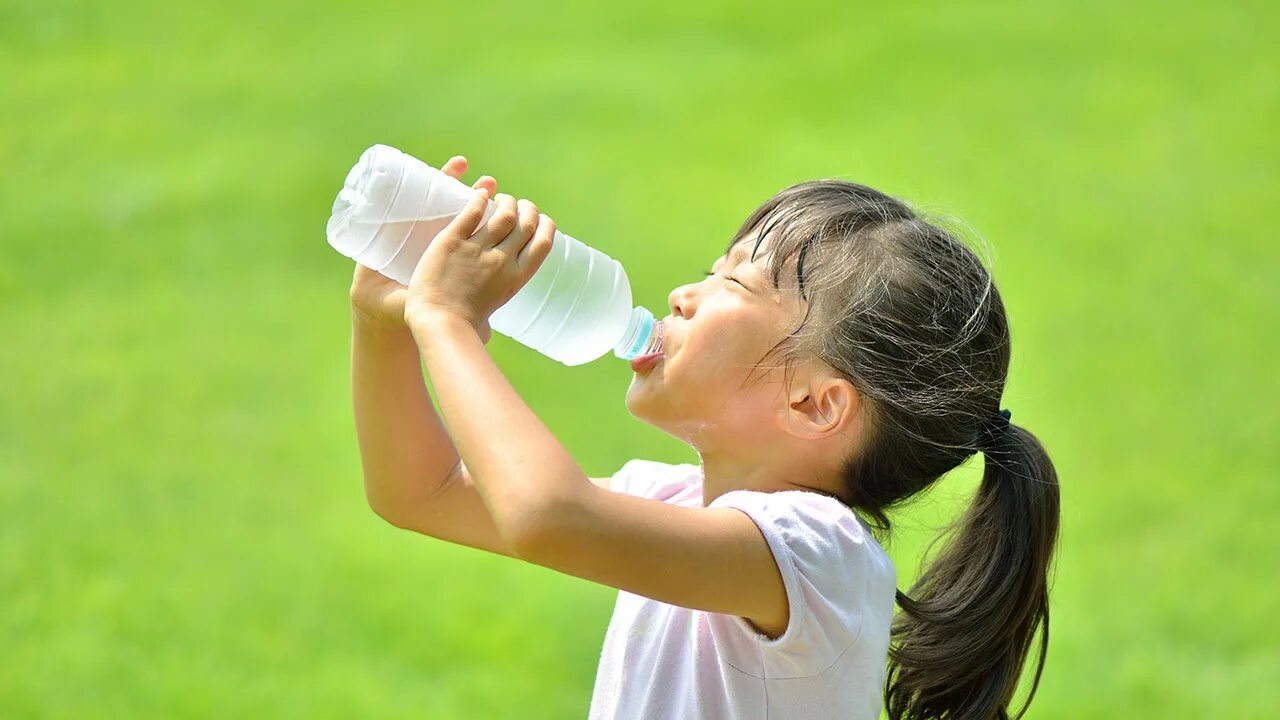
[625, 232, 808, 448]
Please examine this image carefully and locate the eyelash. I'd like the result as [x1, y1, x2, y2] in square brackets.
[703, 270, 743, 286]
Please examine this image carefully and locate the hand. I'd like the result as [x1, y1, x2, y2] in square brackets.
[348, 155, 499, 332]
[402, 189, 557, 344]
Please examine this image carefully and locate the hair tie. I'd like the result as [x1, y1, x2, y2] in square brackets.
[975, 408, 1013, 452]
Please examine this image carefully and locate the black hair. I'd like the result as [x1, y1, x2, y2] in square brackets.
[726, 180, 1061, 720]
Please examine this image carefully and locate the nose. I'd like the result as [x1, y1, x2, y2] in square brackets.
[667, 282, 697, 319]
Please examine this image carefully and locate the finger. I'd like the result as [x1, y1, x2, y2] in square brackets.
[496, 198, 540, 255]
[442, 186, 492, 243]
[441, 155, 467, 178]
[516, 212, 556, 277]
[471, 175, 497, 197]
[386, 286, 407, 311]
[483, 193, 519, 245]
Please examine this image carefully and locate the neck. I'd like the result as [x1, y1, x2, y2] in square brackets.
[695, 442, 838, 507]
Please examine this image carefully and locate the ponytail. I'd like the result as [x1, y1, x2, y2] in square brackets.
[885, 421, 1061, 720]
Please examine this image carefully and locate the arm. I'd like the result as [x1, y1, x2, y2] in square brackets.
[410, 313, 790, 638]
[351, 309, 516, 555]
[351, 306, 616, 555]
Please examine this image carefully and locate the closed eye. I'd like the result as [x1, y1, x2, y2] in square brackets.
[703, 270, 744, 287]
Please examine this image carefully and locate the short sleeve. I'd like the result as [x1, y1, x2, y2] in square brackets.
[705, 489, 892, 679]
[609, 459, 700, 502]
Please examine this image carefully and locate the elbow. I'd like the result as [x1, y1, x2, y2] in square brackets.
[364, 484, 407, 529]
[369, 501, 398, 527]
[371, 502, 417, 533]
[367, 497, 398, 527]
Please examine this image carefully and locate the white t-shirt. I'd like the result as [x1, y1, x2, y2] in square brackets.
[588, 459, 898, 720]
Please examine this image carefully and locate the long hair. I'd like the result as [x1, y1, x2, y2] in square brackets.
[726, 180, 1061, 719]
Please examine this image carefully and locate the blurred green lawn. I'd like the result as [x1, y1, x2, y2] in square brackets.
[2, 1, 1276, 717]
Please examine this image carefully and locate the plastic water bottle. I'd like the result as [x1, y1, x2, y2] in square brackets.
[326, 144, 664, 367]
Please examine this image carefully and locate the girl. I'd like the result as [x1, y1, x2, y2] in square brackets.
[349, 155, 1060, 720]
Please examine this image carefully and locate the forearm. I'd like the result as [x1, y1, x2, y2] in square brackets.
[351, 309, 460, 520]
[410, 312, 589, 547]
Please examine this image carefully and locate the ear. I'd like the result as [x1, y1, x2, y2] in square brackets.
[779, 371, 862, 440]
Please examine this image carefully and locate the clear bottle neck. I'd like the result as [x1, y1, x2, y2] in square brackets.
[613, 306, 665, 360]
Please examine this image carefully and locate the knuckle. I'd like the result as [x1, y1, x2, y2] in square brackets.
[525, 238, 551, 267]
[519, 207, 538, 234]
[489, 218, 513, 235]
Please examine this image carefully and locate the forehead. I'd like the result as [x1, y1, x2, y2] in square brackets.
[719, 234, 768, 264]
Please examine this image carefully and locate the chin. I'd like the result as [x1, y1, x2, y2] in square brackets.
[623, 381, 650, 420]
[625, 381, 695, 438]
[625, 373, 665, 414]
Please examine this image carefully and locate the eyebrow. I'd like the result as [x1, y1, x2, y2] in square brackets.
[715, 243, 767, 290]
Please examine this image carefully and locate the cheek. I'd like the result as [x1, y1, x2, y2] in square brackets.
[674, 318, 753, 372]
[671, 311, 780, 391]
[625, 310, 775, 417]
[720, 389, 781, 436]
[642, 348, 753, 417]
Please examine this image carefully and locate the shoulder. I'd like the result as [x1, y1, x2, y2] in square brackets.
[709, 489, 879, 557]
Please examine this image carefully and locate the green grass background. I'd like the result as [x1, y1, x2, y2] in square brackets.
[2, 0, 1276, 717]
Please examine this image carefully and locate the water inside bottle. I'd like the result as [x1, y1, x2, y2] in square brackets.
[371, 217, 455, 286]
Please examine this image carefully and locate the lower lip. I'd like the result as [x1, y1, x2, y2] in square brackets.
[630, 353, 663, 374]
